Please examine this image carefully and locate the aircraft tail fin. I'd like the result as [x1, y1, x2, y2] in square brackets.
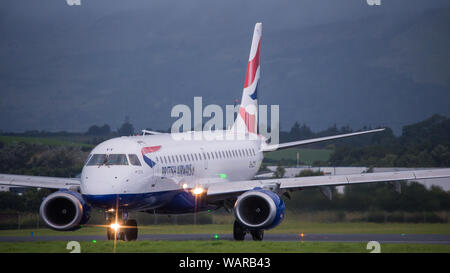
[231, 22, 262, 134]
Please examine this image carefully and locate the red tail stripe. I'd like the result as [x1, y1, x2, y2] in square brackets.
[240, 107, 256, 133]
[244, 39, 261, 88]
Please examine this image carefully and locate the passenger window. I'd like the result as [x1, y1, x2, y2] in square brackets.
[207, 153, 210, 160]
[183, 154, 187, 162]
[194, 154, 198, 161]
[128, 154, 142, 166]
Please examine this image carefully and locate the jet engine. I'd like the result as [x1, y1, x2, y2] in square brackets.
[234, 189, 285, 230]
[39, 190, 90, 231]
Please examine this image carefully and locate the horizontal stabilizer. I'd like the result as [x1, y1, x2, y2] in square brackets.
[262, 128, 385, 152]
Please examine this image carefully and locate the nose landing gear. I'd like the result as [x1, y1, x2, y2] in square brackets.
[124, 219, 138, 241]
[105, 210, 138, 241]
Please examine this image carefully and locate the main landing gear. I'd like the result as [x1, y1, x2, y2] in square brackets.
[106, 210, 138, 241]
[233, 220, 264, 241]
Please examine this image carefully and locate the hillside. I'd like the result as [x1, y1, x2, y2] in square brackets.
[0, 1, 449, 133]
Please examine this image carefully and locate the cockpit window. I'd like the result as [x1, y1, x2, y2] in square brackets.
[128, 154, 142, 166]
[84, 154, 93, 165]
[86, 154, 129, 166]
[86, 154, 107, 166]
[106, 154, 128, 165]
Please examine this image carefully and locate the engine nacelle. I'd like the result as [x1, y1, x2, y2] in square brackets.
[39, 190, 90, 231]
[234, 189, 285, 230]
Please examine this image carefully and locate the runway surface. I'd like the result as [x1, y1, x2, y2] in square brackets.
[1, 233, 449, 244]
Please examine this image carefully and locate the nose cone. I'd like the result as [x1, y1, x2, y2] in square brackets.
[80, 166, 129, 195]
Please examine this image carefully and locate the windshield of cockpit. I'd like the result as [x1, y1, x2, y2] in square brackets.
[86, 154, 129, 166]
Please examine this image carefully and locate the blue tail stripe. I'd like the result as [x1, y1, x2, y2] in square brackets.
[249, 83, 258, 100]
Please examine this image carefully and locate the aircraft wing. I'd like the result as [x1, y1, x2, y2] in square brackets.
[206, 168, 450, 198]
[0, 173, 80, 190]
[261, 128, 385, 152]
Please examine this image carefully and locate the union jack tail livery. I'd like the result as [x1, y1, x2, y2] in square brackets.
[232, 22, 262, 135]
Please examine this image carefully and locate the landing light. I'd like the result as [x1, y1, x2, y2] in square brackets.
[182, 183, 188, 189]
[192, 187, 205, 195]
[110, 222, 120, 231]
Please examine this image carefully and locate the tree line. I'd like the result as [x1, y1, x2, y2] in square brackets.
[0, 142, 88, 177]
[289, 170, 450, 212]
[327, 114, 450, 167]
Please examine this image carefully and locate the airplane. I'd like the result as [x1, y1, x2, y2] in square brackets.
[1, 22, 449, 241]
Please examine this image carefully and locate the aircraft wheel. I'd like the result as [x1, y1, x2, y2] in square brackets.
[107, 228, 124, 240]
[125, 219, 138, 241]
[106, 227, 113, 240]
[233, 220, 246, 241]
[118, 231, 125, 241]
[250, 229, 264, 241]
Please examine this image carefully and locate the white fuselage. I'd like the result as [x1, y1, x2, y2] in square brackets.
[80, 130, 264, 211]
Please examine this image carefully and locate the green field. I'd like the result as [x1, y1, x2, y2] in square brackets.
[0, 240, 449, 253]
[0, 222, 448, 253]
[0, 135, 93, 148]
[264, 148, 333, 165]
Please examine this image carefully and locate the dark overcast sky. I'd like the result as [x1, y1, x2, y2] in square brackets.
[0, 0, 449, 134]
